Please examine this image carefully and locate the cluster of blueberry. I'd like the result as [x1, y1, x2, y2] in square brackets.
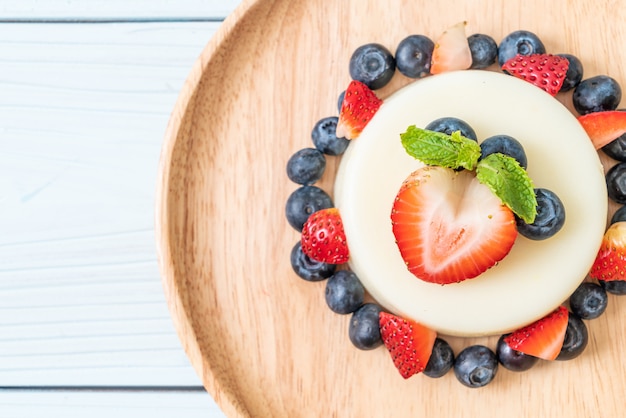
[349, 29, 582, 91]
[285, 95, 401, 367]
[604, 134, 626, 230]
[285, 116, 345, 234]
[285, 27, 626, 388]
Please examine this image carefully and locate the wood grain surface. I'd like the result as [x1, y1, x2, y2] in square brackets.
[156, 0, 626, 416]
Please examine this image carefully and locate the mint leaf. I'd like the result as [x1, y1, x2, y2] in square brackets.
[400, 126, 481, 170]
[476, 153, 537, 223]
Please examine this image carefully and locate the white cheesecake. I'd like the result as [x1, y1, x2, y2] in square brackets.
[334, 70, 607, 337]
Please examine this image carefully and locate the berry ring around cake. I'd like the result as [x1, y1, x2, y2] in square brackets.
[285, 22, 626, 386]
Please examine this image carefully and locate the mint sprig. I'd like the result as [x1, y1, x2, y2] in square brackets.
[399, 126, 538, 223]
[400, 126, 481, 170]
[476, 153, 537, 224]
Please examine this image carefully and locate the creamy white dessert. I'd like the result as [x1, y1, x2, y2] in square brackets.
[334, 70, 607, 337]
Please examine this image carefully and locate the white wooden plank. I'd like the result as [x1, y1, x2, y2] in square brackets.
[0, 22, 219, 387]
[0, 390, 225, 418]
[0, 0, 241, 20]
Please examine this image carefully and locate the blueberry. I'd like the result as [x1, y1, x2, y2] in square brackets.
[467, 33, 498, 69]
[286, 148, 326, 185]
[290, 241, 336, 282]
[602, 122, 626, 162]
[611, 205, 626, 224]
[573, 75, 622, 115]
[606, 162, 626, 204]
[285, 186, 333, 231]
[349, 43, 396, 90]
[498, 30, 546, 67]
[311, 116, 349, 156]
[569, 282, 608, 320]
[556, 53, 584, 92]
[337, 91, 345, 114]
[496, 334, 539, 372]
[599, 279, 626, 295]
[425, 117, 478, 141]
[324, 270, 365, 314]
[423, 338, 455, 378]
[453, 345, 498, 388]
[395, 34, 435, 78]
[348, 303, 383, 350]
[603, 136, 626, 162]
[556, 313, 588, 361]
[479, 134, 528, 169]
[515, 188, 565, 240]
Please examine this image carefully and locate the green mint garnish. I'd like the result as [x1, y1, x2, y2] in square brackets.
[476, 153, 537, 224]
[400, 125, 538, 223]
[400, 126, 481, 170]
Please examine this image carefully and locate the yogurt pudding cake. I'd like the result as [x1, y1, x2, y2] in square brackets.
[286, 22, 626, 386]
[334, 69, 606, 337]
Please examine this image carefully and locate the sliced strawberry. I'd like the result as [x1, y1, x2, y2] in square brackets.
[336, 80, 382, 140]
[301, 208, 349, 264]
[504, 305, 569, 360]
[430, 21, 472, 74]
[390, 166, 518, 284]
[391, 166, 517, 284]
[502, 53, 569, 96]
[578, 111, 626, 149]
[589, 221, 626, 282]
[379, 311, 437, 379]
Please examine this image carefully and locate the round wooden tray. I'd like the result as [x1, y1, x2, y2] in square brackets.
[156, 0, 626, 416]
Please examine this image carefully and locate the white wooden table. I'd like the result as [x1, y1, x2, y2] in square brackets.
[0, 1, 241, 416]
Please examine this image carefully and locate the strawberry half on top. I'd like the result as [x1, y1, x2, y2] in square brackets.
[589, 221, 626, 282]
[391, 166, 518, 284]
[336, 80, 383, 140]
[502, 53, 569, 96]
[379, 311, 437, 379]
[503, 305, 569, 360]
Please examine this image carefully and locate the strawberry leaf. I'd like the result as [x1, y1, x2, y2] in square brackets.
[400, 126, 481, 170]
[476, 153, 537, 223]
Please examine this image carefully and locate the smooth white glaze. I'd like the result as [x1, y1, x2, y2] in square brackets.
[334, 70, 607, 336]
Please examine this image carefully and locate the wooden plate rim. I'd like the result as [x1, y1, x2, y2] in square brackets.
[155, 0, 258, 416]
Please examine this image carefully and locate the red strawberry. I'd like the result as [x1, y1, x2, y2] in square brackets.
[301, 208, 349, 264]
[504, 305, 569, 360]
[430, 21, 472, 74]
[502, 53, 569, 96]
[578, 110, 626, 149]
[589, 221, 626, 282]
[379, 311, 437, 379]
[391, 166, 518, 284]
[336, 80, 382, 140]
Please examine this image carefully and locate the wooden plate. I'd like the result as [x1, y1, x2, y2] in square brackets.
[156, 0, 626, 416]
